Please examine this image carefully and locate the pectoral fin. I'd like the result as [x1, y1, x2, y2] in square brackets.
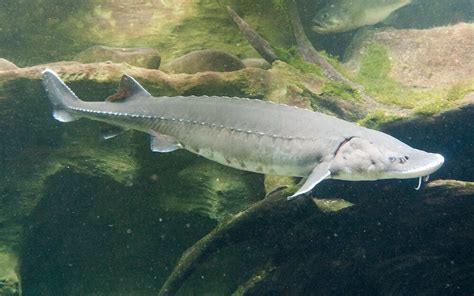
[287, 164, 331, 201]
[150, 132, 183, 152]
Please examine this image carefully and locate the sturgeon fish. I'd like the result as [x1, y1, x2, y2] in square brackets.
[42, 69, 444, 199]
[312, 0, 411, 33]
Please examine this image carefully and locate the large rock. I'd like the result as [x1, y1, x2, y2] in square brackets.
[345, 23, 474, 88]
[163, 49, 245, 74]
[74, 45, 161, 69]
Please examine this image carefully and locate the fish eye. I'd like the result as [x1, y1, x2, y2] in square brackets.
[389, 156, 396, 162]
[322, 13, 329, 19]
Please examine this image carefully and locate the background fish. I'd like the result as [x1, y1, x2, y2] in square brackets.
[312, 0, 412, 33]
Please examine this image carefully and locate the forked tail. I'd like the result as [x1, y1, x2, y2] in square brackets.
[42, 69, 82, 122]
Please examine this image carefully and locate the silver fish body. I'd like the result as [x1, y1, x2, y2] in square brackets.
[42, 69, 444, 199]
[54, 90, 346, 177]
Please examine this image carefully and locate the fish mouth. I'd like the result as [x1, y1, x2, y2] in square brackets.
[312, 25, 327, 33]
[311, 21, 343, 33]
[397, 153, 445, 179]
[312, 24, 337, 34]
[311, 19, 330, 33]
[311, 25, 325, 33]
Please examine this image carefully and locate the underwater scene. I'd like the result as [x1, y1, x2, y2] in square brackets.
[0, 0, 473, 295]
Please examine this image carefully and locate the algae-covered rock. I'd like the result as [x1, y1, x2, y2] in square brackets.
[163, 49, 245, 74]
[342, 22, 474, 127]
[312, 198, 354, 212]
[0, 60, 324, 115]
[346, 23, 474, 88]
[0, 58, 18, 71]
[74, 45, 161, 69]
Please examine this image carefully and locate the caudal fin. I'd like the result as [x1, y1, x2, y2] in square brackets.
[42, 69, 81, 122]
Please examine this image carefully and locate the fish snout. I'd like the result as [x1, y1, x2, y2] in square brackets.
[400, 152, 445, 179]
[430, 153, 445, 173]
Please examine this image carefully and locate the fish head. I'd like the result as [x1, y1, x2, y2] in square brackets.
[329, 136, 444, 181]
[312, 4, 353, 33]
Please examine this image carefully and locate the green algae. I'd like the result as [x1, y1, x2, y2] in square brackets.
[446, 82, 474, 102]
[412, 82, 473, 115]
[271, 0, 288, 13]
[354, 43, 471, 119]
[274, 47, 324, 77]
[357, 109, 405, 129]
[358, 44, 391, 81]
[412, 99, 450, 115]
[287, 57, 324, 77]
[0, 251, 18, 281]
[321, 80, 361, 101]
[274, 48, 364, 106]
[356, 44, 406, 106]
[313, 198, 354, 213]
[356, 43, 426, 108]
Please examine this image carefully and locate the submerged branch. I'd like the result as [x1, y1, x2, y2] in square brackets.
[158, 188, 315, 296]
[159, 178, 473, 294]
[226, 6, 278, 64]
[227, 2, 372, 102]
[286, 0, 370, 98]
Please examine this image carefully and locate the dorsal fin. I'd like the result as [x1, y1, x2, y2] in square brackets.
[106, 74, 151, 102]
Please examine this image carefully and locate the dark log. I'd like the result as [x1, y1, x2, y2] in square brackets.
[231, 179, 474, 294]
[158, 179, 474, 295]
[227, 6, 278, 64]
[158, 188, 316, 295]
